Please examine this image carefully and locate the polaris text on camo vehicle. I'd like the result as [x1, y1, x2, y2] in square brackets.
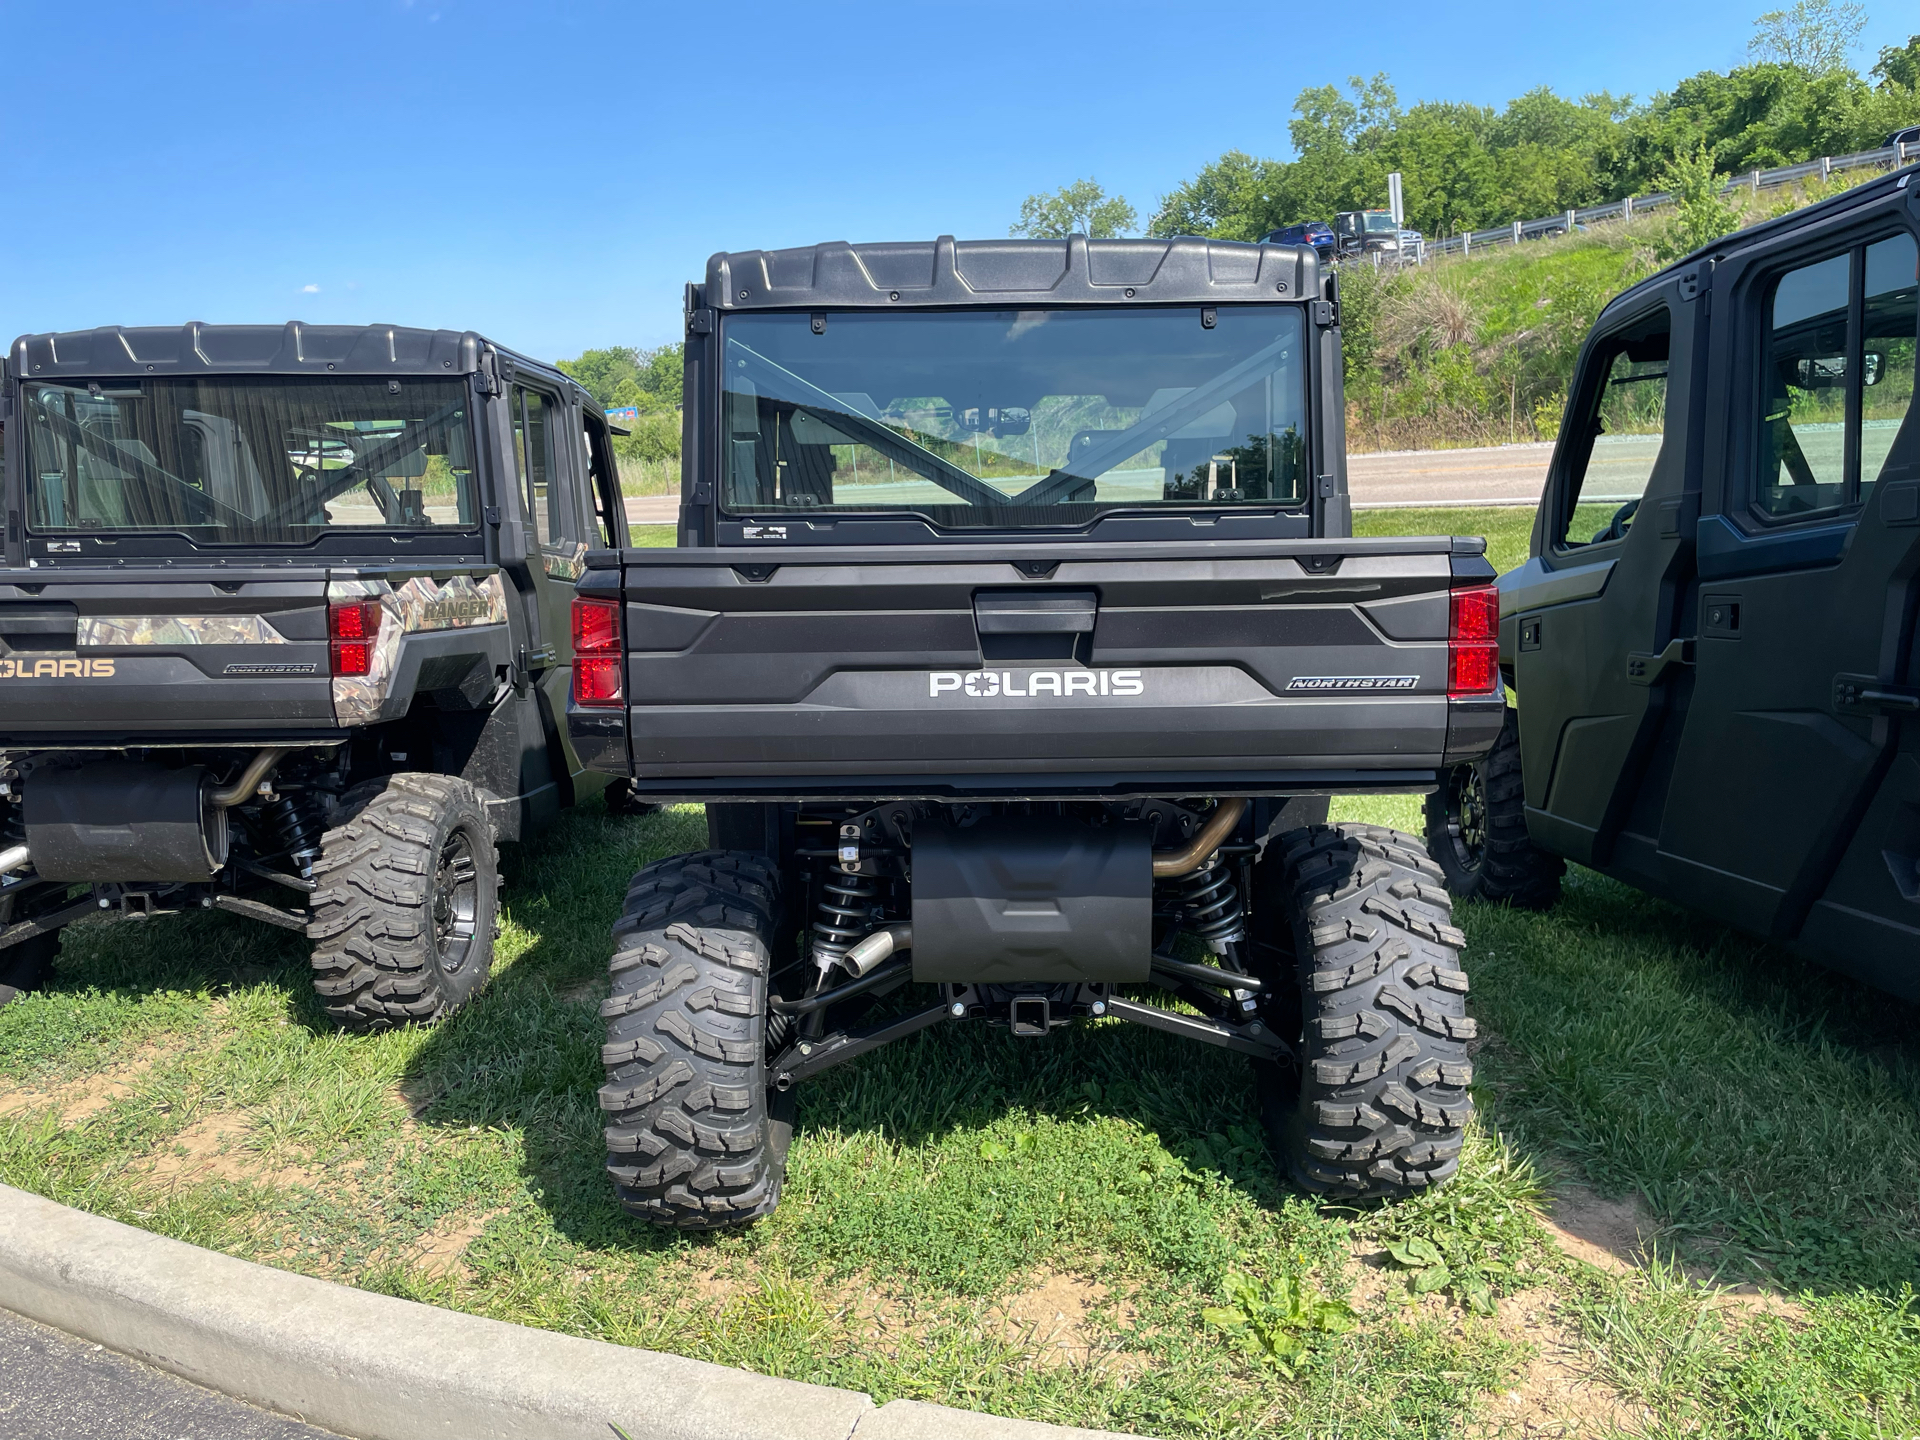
[1424, 163, 1920, 996]
[569, 235, 1508, 1227]
[0, 323, 641, 1018]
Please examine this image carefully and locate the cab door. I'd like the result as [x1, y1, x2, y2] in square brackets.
[507, 380, 592, 804]
[1653, 205, 1920, 963]
[1504, 273, 1704, 878]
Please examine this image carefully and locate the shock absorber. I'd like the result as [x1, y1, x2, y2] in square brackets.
[264, 793, 325, 876]
[811, 869, 880, 977]
[1171, 855, 1246, 953]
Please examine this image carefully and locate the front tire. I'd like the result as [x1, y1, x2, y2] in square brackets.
[1424, 706, 1563, 909]
[1256, 824, 1476, 1198]
[599, 850, 792, 1229]
[306, 774, 500, 1030]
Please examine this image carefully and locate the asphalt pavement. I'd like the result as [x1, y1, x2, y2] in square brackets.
[621, 439, 1598, 525]
[0, 1308, 340, 1440]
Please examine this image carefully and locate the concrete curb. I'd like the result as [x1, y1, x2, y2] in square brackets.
[0, 1185, 1139, 1440]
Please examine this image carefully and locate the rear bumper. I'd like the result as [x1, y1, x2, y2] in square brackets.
[571, 694, 1455, 802]
[600, 768, 1438, 804]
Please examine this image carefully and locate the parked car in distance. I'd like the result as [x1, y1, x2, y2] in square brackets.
[1263, 221, 1337, 262]
[1333, 210, 1406, 260]
[1886, 124, 1920, 150]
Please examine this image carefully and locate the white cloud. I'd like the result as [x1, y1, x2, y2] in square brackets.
[302, 283, 321, 293]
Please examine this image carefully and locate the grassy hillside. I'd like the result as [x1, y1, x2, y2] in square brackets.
[1340, 173, 1854, 453]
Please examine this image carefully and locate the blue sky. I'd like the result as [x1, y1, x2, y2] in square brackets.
[1, 0, 1911, 363]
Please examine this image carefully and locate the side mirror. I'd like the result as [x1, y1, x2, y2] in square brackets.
[1865, 350, 1886, 386]
[1789, 355, 1848, 389]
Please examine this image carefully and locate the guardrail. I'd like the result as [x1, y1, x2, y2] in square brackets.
[1420, 140, 1918, 259]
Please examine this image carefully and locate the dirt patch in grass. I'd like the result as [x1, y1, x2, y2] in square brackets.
[989, 1270, 1140, 1372]
[407, 1209, 506, 1279]
[1542, 1187, 1808, 1318]
[0, 1047, 164, 1124]
[1472, 1296, 1643, 1438]
[143, 1111, 334, 1191]
[1543, 1184, 1654, 1275]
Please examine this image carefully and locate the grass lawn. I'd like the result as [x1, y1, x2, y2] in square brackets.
[3, 507, 1916, 1437]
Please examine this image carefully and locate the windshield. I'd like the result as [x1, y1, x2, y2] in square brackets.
[23, 377, 476, 543]
[1364, 213, 1397, 234]
[719, 306, 1308, 527]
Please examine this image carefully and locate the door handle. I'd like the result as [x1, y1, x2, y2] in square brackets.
[1833, 674, 1920, 716]
[1626, 638, 1695, 686]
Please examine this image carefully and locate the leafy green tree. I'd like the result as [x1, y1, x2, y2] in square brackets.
[1011, 180, 1136, 239]
[1748, 0, 1867, 72]
[1654, 144, 1743, 259]
[562, 343, 683, 412]
[1148, 151, 1290, 240]
[558, 346, 643, 407]
[1873, 34, 1920, 92]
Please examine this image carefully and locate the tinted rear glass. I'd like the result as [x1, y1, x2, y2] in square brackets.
[24, 376, 475, 543]
[719, 306, 1309, 528]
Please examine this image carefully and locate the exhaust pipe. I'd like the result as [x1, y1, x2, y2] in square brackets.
[1151, 798, 1248, 878]
[0, 845, 29, 876]
[210, 747, 294, 809]
[843, 923, 912, 977]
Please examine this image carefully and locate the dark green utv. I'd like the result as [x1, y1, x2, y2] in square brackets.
[1426, 162, 1920, 998]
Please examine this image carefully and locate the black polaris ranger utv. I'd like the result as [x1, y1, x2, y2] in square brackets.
[570, 236, 1505, 1227]
[0, 323, 635, 1019]
[1425, 164, 1920, 997]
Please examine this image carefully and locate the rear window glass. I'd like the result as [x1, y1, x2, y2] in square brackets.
[24, 376, 476, 543]
[719, 306, 1309, 528]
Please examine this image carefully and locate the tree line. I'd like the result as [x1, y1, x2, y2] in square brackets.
[1022, 8, 1919, 242]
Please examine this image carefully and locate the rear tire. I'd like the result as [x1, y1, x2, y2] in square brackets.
[0, 931, 60, 1008]
[1257, 823, 1476, 1199]
[307, 774, 500, 1030]
[1424, 706, 1563, 909]
[599, 850, 792, 1229]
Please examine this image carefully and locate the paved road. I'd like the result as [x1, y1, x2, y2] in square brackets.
[621, 440, 1641, 524]
[1346, 441, 1555, 509]
[0, 1308, 340, 1440]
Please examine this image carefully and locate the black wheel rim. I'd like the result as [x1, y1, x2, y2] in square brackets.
[1443, 764, 1489, 874]
[433, 830, 480, 975]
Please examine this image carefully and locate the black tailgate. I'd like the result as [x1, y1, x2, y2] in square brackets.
[0, 569, 334, 742]
[613, 539, 1466, 795]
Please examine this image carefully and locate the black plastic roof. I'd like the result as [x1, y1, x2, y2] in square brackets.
[704, 235, 1318, 311]
[8, 322, 573, 391]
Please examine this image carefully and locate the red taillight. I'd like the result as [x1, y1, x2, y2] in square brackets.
[328, 599, 382, 677]
[571, 596, 622, 707]
[1449, 585, 1501, 697]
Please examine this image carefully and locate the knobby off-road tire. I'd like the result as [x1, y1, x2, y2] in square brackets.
[306, 774, 500, 1030]
[1260, 823, 1477, 1198]
[1424, 706, 1563, 910]
[599, 850, 793, 1229]
[0, 931, 60, 1008]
